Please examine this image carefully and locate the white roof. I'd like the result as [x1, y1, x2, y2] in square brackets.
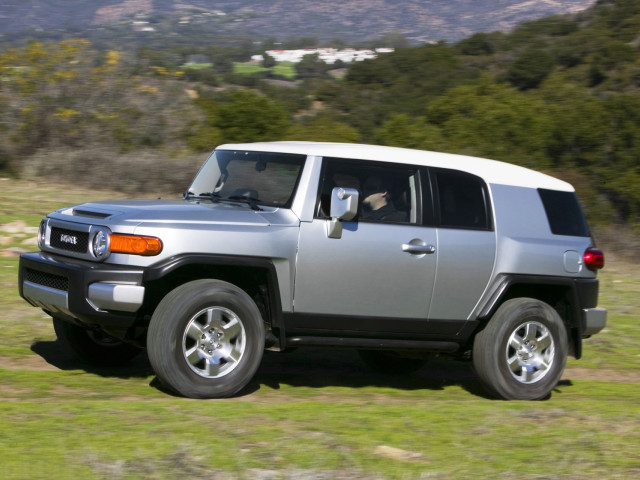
[217, 141, 573, 191]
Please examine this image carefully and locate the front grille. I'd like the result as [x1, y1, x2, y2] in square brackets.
[50, 227, 89, 254]
[24, 268, 69, 291]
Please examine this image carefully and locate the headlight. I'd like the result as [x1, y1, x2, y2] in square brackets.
[37, 219, 47, 249]
[91, 229, 109, 259]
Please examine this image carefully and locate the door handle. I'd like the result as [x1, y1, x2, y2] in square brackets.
[402, 241, 436, 255]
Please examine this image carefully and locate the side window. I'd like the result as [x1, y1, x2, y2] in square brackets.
[317, 158, 420, 225]
[433, 168, 492, 230]
[538, 189, 590, 237]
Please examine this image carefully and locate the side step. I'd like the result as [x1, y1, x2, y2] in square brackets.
[285, 336, 460, 353]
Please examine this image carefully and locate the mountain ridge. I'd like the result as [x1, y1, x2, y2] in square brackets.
[0, 0, 597, 43]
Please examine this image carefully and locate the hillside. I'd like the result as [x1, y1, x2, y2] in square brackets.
[0, 0, 596, 44]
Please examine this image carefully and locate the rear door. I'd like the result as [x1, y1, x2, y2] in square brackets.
[427, 168, 497, 321]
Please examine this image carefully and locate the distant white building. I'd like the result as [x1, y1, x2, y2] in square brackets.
[132, 20, 156, 32]
[256, 47, 394, 64]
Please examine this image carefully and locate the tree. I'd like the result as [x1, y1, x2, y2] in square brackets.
[426, 81, 553, 169]
[454, 33, 496, 56]
[506, 48, 556, 90]
[213, 89, 290, 143]
[262, 52, 276, 68]
[372, 114, 445, 151]
[295, 53, 329, 80]
[283, 115, 360, 143]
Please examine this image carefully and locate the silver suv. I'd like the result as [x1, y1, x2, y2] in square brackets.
[19, 142, 606, 400]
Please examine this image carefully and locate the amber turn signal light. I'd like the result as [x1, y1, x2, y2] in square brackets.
[109, 234, 163, 256]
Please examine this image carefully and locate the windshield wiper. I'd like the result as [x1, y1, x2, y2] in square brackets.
[189, 192, 222, 203]
[207, 192, 222, 203]
[227, 195, 263, 211]
[191, 191, 262, 210]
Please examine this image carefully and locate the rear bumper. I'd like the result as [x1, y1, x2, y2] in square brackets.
[583, 308, 607, 337]
[19, 252, 145, 334]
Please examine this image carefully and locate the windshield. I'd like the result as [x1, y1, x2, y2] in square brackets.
[188, 150, 307, 208]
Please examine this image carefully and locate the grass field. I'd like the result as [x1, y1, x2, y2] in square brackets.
[1, 179, 639, 479]
[233, 61, 297, 79]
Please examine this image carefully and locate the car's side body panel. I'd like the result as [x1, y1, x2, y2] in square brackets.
[490, 184, 595, 278]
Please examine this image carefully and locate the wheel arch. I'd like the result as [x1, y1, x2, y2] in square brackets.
[140, 254, 284, 338]
[475, 275, 584, 359]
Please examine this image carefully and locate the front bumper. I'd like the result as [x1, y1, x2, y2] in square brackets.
[19, 252, 146, 334]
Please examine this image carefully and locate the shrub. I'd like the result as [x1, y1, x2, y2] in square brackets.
[20, 148, 207, 195]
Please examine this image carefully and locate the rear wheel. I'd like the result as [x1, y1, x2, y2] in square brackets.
[473, 298, 568, 400]
[53, 317, 142, 367]
[147, 279, 265, 399]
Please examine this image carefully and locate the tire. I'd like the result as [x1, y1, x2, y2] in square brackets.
[53, 317, 143, 367]
[473, 298, 568, 400]
[147, 279, 265, 399]
[358, 350, 427, 375]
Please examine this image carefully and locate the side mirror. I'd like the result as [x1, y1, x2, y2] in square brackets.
[327, 187, 359, 238]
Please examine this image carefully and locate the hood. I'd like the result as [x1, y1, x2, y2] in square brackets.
[49, 198, 299, 228]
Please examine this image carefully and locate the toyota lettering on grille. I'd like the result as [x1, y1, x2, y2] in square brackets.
[60, 234, 78, 245]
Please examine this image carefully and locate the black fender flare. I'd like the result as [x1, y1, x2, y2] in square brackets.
[475, 274, 600, 359]
[142, 253, 285, 335]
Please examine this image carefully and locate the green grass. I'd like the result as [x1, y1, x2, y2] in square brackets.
[1, 377, 638, 479]
[181, 62, 213, 70]
[1, 179, 639, 479]
[233, 61, 297, 79]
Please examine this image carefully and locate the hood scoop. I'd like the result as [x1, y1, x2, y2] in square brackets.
[72, 208, 112, 219]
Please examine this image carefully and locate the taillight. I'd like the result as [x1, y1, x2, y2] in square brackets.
[584, 247, 604, 270]
[109, 234, 163, 256]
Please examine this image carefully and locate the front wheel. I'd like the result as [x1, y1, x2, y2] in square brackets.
[53, 317, 143, 367]
[147, 279, 265, 399]
[473, 298, 568, 400]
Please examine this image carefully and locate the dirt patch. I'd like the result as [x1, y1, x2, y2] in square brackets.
[0, 354, 60, 371]
[3, 349, 640, 385]
[0, 349, 637, 406]
[562, 366, 640, 383]
[1, 248, 24, 257]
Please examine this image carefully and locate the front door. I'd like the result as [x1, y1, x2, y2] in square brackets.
[292, 158, 437, 334]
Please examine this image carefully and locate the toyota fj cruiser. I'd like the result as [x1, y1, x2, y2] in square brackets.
[19, 142, 606, 400]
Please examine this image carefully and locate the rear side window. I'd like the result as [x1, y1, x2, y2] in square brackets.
[433, 169, 492, 230]
[538, 189, 590, 237]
